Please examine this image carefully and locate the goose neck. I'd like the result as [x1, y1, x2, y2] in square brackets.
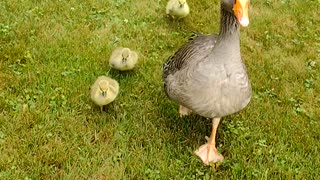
[218, 7, 239, 40]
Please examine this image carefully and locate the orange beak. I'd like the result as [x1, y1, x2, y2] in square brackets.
[233, 0, 249, 27]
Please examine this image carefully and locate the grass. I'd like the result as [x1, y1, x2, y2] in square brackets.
[0, 0, 319, 179]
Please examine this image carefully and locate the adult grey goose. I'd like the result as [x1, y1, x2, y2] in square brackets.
[163, 0, 251, 165]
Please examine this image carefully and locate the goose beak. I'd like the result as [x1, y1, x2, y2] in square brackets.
[233, 0, 249, 27]
[102, 91, 107, 97]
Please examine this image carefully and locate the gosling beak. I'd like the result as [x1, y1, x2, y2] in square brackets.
[233, 0, 249, 27]
[102, 91, 107, 97]
[121, 57, 127, 64]
[179, 3, 184, 8]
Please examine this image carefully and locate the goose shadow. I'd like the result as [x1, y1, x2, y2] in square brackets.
[156, 90, 228, 155]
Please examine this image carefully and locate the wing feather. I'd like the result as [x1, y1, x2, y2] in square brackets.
[163, 33, 217, 79]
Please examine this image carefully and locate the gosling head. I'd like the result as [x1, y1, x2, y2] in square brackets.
[121, 48, 130, 64]
[178, 0, 186, 8]
[98, 80, 109, 97]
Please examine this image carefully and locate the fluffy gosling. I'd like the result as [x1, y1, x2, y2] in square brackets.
[166, 0, 190, 19]
[109, 47, 138, 71]
[90, 76, 119, 112]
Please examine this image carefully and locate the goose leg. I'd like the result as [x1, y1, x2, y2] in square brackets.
[179, 105, 192, 117]
[195, 118, 224, 165]
[100, 106, 103, 113]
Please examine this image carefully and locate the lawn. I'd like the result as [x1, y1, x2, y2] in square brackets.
[1, 0, 319, 179]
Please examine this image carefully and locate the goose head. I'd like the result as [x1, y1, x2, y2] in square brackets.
[121, 48, 130, 63]
[222, 0, 249, 27]
[98, 80, 109, 97]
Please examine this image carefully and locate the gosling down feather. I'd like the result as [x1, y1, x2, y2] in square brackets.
[109, 47, 138, 71]
[90, 76, 119, 112]
[166, 0, 190, 19]
[163, 0, 251, 165]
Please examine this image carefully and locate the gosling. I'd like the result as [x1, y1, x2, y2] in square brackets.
[166, 0, 190, 19]
[109, 47, 138, 71]
[90, 76, 119, 112]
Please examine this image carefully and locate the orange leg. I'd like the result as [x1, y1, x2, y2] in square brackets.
[195, 118, 224, 165]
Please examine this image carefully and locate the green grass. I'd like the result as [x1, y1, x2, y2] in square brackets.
[1, 0, 319, 179]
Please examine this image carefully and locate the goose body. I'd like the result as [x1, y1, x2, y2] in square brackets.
[109, 47, 138, 71]
[166, 0, 190, 19]
[90, 76, 119, 112]
[163, 0, 251, 165]
[164, 33, 251, 118]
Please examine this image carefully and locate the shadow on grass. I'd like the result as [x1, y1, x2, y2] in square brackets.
[154, 94, 232, 173]
[107, 68, 138, 79]
[157, 98, 229, 148]
[163, 14, 198, 36]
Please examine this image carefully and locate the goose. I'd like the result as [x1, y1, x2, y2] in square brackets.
[90, 76, 119, 112]
[166, 0, 190, 19]
[163, 0, 251, 165]
[109, 47, 138, 71]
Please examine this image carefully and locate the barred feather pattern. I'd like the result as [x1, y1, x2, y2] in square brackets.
[163, 33, 217, 79]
